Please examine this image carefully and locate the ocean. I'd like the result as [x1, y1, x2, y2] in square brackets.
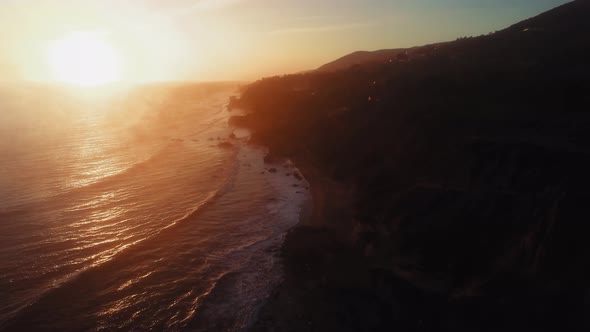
[0, 83, 308, 331]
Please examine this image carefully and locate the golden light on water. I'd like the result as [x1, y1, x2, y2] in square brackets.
[47, 32, 122, 86]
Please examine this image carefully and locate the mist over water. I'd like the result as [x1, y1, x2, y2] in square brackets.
[0, 83, 307, 331]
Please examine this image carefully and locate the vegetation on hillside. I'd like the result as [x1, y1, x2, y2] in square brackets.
[236, 3, 590, 326]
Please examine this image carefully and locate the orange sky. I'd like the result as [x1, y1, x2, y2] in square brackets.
[0, 0, 570, 83]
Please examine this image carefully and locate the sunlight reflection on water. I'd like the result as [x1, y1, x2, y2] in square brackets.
[0, 83, 305, 331]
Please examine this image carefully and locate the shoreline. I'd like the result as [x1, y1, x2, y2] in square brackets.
[249, 155, 392, 331]
[182, 140, 311, 332]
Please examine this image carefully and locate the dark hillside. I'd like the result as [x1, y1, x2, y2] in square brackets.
[235, 1, 590, 330]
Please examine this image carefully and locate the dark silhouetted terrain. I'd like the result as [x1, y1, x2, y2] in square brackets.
[231, 1, 590, 331]
[317, 48, 415, 72]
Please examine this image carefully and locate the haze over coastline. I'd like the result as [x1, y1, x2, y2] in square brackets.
[0, 0, 570, 82]
[2, 0, 590, 331]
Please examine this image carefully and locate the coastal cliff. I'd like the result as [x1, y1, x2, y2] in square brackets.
[232, 1, 590, 330]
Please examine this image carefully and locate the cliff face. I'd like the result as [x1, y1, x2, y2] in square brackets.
[234, 0, 590, 298]
[294, 159, 356, 232]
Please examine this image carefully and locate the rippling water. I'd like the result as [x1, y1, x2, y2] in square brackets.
[0, 83, 308, 331]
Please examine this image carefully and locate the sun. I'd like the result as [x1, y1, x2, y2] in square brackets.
[47, 32, 122, 86]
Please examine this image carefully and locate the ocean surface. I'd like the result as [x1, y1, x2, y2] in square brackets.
[0, 83, 308, 331]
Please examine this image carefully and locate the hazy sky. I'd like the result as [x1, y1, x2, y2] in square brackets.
[0, 0, 571, 82]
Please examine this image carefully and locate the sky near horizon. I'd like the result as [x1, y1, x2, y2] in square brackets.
[0, 0, 572, 82]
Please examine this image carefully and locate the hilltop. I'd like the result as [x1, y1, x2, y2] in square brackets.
[317, 0, 590, 72]
[317, 48, 415, 72]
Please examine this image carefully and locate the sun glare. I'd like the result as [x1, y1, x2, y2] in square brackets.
[47, 32, 122, 86]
